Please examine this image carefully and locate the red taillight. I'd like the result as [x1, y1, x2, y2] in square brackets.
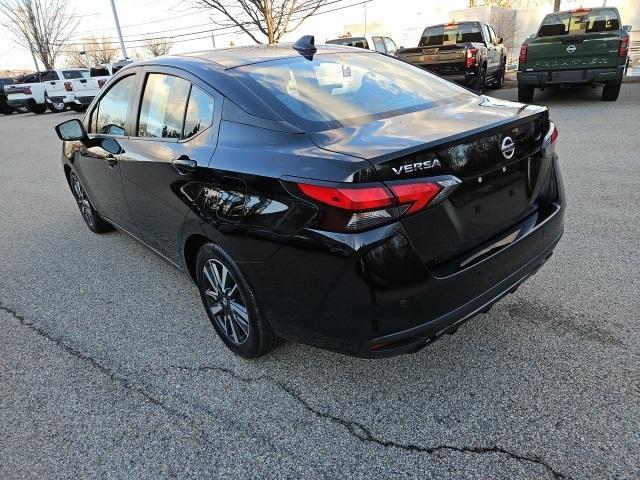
[297, 183, 394, 211]
[543, 121, 559, 151]
[98, 79, 107, 88]
[24, 86, 31, 95]
[519, 45, 528, 64]
[294, 178, 458, 232]
[570, 8, 591, 13]
[466, 47, 477, 68]
[64, 82, 73, 92]
[388, 182, 441, 215]
[619, 36, 629, 58]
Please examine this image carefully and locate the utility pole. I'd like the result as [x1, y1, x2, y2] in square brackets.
[553, 0, 561, 12]
[211, 33, 216, 49]
[363, 4, 367, 35]
[109, 0, 128, 60]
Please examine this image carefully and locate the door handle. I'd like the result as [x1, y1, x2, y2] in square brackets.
[105, 154, 118, 167]
[171, 156, 197, 175]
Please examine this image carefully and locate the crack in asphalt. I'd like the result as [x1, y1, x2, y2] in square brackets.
[0, 302, 185, 420]
[1, 302, 570, 479]
[170, 364, 571, 480]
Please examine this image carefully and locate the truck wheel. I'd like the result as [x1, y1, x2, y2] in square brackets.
[0, 104, 13, 115]
[601, 81, 621, 101]
[472, 66, 486, 93]
[69, 104, 88, 112]
[48, 101, 66, 113]
[518, 85, 535, 103]
[16, 106, 29, 114]
[492, 60, 506, 90]
[29, 104, 47, 114]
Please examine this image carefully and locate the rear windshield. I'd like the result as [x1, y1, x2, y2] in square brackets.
[90, 67, 109, 77]
[419, 23, 483, 47]
[62, 70, 90, 79]
[233, 52, 471, 132]
[539, 9, 620, 36]
[326, 38, 370, 49]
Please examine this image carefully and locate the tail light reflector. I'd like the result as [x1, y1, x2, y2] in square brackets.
[64, 82, 73, 92]
[24, 86, 32, 94]
[466, 47, 477, 68]
[543, 121, 559, 152]
[98, 79, 107, 88]
[519, 45, 528, 64]
[619, 37, 629, 58]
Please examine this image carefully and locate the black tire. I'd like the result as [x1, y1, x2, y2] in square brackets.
[68, 171, 113, 233]
[69, 103, 88, 112]
[16, 106, 29, 114]
[0, 104, 13, 114]
[29, 103, 47, 114]
[472, 65, 486, 94]
[48, 101, 66, 113]
[601, 81, 621, 101]
[518, 85, 535, 103]
[490, 59, 506, 90]
[196, 243, 280, 358]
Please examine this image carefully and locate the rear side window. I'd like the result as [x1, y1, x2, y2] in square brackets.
[539, 9, 620, 36]
[420, 24, 483, 46]
[63, 70, 89, 79]
[92, 75, 136, 136]
[138, 74, 190, 138]
[42, 71, 59, 81]
[383, 37, 397, 55]
[182, 86, 214, 139]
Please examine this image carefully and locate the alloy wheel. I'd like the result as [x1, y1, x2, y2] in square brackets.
[202, 259, 250, 345]
[70, 173, 95, 228]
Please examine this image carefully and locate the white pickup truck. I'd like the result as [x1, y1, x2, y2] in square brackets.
[63, 60, 133, 112]
[5, 68, 89, 114]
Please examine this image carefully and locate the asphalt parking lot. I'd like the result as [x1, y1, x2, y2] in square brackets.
[1, 83, 639, 479]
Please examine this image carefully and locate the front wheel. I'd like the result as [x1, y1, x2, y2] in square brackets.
[69, 171, 113, 233]
[601, 81, 621, 101]
[29, 103, 47, 114]
[196, 243, 280, 358]
[518, 85, 535, 103]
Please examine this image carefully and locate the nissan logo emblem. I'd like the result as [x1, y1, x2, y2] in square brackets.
[566, 45, 576, 53]
[501, 136, 515, 160]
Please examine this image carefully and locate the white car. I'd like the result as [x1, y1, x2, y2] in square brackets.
[64, 60, 133, 112]
[6, 68, 89, 114]
[326, 35, 399, 56]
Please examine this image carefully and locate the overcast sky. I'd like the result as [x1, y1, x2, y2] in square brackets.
[0, 0, 636, 71]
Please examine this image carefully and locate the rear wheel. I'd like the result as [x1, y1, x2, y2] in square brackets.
[48, 101, 66, 113]
[491, 59, 506, 90]
[0, 104, 12, 114]
[16, 106, 29, 114]
[518, 85, 535, 103]
[472, 66, 486, 93]
[29, 103, 47, 114]
[69, 171, 113, 233]
[601, 81, 621, 101]
[69, 103, 88, 112]
[196, 243, 280, 358]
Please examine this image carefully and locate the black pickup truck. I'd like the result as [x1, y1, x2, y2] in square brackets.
[0, 77, 16, 114]
[396, 21, 508, 92]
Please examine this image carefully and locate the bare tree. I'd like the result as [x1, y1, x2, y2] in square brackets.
[0, 0, 78, 70]
[142, 36, 173, 57]
[66, 36, 119, 68]
[194, 0, 329, 45]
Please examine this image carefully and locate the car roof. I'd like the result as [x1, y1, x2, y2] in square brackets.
[140, 43, 364, 70]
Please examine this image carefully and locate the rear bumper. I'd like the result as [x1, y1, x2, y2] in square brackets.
[71, 95, 96, 106]
[518, 66, 624, 86]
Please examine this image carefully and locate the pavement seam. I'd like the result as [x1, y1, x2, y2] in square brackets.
[0, 302, 185, 420]
[170, 364, 572, 480]
[0, 302, 570, 479]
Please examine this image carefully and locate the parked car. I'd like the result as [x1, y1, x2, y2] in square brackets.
[54, 37, 564, 359]
[396, 21, 508, 92]
[326, 34, 399, 55]
[5, 68, 89, 114]
[63, 60, 133, 112]
[0, 77, 17, 114]
[518, 7, 628, 102]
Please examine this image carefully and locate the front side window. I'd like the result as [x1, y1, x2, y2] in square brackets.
[93, 75, 136, 136]
[372, 37, 386, 53]
[234, 52, 471, 131]
[138, 74, 190, 138]
[182, 86, 214, 139]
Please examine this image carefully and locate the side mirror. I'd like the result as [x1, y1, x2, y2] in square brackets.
[497, 37, 504, 44]
[623, 25, 632, 33]
[55, 119, 87, 142]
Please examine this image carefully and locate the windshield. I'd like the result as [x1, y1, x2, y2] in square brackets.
[539, 9, 620, 36]
[419, 24, 483, 47]
[233, 52, 471, 132]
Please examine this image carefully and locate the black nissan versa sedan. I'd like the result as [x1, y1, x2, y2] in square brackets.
[55, 37, 565, 358]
